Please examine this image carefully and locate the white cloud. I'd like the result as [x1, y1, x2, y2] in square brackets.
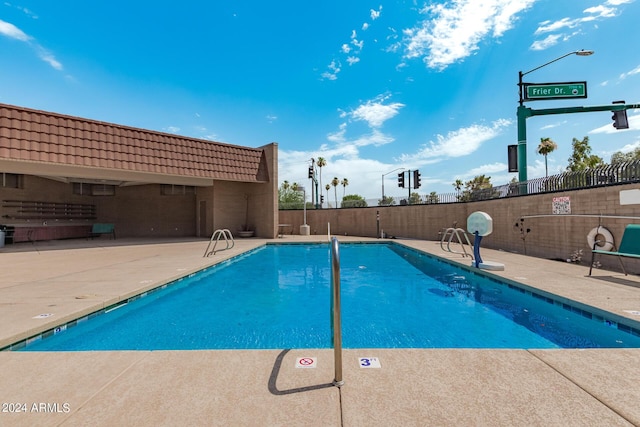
[620, 65, 640, 80]
[614, 141, 640, 153]
[266, 115, 277, 123]
[539, 120, 568, 130]
[466, 162, 507, 176]
[402, 0, 535, 70]
[531, 0, 632, 50]
[346, 56, 360, 66]
[400, 119, 512, 161]
[0, 19, 31, 41]
[36, 46, 62, 70]
[530, 34, 562, 50]
[327, 123, 347, 143]
[0, 19, 63, 70]
[606, 0, 634, 4]
[164, 126, 181, 134]
[4, 3, 38, 19]
[534, 18, 578, 35]
[328, 113, 396, 147]
[348, 95, 405, 128]
[321, 6, 384, 79]
[589, 111, 640, 134]
[371, 6, 382, 20]
[584, 5, 616, 18]
[321, 60, 341, 81]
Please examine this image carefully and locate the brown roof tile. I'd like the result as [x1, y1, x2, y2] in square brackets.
[0, 103, 269, 182]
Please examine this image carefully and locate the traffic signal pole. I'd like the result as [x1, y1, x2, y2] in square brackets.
[517, 102, 639, 192]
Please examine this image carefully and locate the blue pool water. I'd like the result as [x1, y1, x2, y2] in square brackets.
[19, 243, 640, 351]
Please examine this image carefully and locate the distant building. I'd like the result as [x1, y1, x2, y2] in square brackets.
[0, 103, 278, 242]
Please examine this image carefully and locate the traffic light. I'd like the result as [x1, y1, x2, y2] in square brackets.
[320, 195, 324, 203]
[413, 169, 421, 189]
[612, 111, 629, 129]
[507, 145, 518, 172]
[612, 100, 629, 130]
[397, 172, 405, 188]
[308, 166, 314, 179]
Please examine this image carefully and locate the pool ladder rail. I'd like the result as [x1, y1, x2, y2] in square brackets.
[440, 227, 474, 259]
[330, 237, 344, 387]
[203, 229, 235, 257]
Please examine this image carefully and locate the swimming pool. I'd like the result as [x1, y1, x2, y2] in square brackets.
[15, 242, 640, 351]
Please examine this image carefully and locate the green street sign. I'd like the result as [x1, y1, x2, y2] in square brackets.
[523, 81, 587, 101]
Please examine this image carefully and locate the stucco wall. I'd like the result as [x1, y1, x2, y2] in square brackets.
[279, 183, 640, 274]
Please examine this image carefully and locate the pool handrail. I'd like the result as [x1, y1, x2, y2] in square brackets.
[330, 236, 344, 387]
[440, 227, 473, 259]
[203, 229, 235, 257]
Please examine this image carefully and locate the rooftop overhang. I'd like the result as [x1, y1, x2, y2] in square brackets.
[0, 158, 214, 187]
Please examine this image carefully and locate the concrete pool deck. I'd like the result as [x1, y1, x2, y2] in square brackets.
[1, 236, 640, 426]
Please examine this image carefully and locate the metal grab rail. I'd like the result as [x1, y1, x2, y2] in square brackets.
[330, 237, 344, 387]
[203, 229, 235, 257]
[440, 227, 473, 259]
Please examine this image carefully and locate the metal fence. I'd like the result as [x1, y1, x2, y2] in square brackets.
[279, 160, 640, 209]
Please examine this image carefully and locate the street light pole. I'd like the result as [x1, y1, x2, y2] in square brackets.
[381, 167, 405, 203]
[516, 49, 594, 185]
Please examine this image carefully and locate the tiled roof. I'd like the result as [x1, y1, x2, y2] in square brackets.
[0, 103, 269, 183]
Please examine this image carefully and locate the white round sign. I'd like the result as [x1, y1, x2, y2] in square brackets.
[467, 211, 493, 236]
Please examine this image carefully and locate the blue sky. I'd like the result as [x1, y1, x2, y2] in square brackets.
[1, 0, 639, 202]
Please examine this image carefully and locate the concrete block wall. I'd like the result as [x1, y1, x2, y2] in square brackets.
[279, 183, 640, 274]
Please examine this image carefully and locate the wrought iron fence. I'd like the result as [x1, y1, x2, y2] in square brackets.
[280, 160, 640, 209]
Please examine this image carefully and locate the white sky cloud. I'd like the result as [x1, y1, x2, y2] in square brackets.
[321, 60, 341, 81]
[620, 65, 640, 79]
[348, 95, 405, 128]
[400, 119, 512, 161]
[371, 6, 382, 20]
[534, 18, 577, 35]
[0, 19, 31, 41]
[346, 56, 360, 66]
[539, 120, 568, 130]
[530, 34, 562, 50]
[0, 19, 63, 70]
[322, 6, 384, 79]
[531, 0, 633, 50]
[36, 46, 62, 70]
[589, 111, 640, 134]
[402, 0, 536, 70]
[466, 162, 506, 177]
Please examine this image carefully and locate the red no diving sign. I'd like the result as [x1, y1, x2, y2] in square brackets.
[295, 357, 317, 368]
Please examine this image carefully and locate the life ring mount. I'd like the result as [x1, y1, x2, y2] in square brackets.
[587, 226, 614, 252]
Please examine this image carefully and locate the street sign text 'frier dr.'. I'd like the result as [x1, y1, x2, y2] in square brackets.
[523, 81, 587, 101]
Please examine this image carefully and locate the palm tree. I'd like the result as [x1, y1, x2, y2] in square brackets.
[340, 178, 349, 198]
[331, 177, 339, 208]
[316, 157, 326, 204]
[537, 137, 558, 178]
[453, 179, 463, 199]
[325, 184, 331, 208]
